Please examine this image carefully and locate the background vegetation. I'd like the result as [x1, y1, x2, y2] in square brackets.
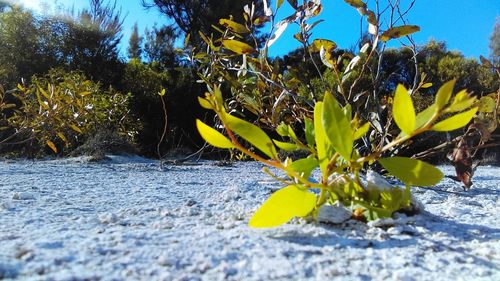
[0, 0, 498, 165]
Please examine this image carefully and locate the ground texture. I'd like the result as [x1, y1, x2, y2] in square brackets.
[1, 156, 499, 280]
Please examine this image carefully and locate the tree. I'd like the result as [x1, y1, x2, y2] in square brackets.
[128, 22, 142, 60]
[61, 0, 124, 85]
[141, 0, 264, 47]
[490, 17, 500, 65]
[143, 24, 178, 69]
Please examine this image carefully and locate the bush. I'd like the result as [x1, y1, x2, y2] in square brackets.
[3, 68, 138, 156]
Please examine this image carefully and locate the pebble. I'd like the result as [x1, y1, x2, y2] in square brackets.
[317, 204, 352, 224]
[12, 192, 35, 200]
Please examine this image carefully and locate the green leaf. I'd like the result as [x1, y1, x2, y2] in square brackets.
[219, 19, 249, 33]
[273, 140, 299, 151]
[435, 79, 455, 109]
[379, 157, 444, 186]
[380, 25, 420, 41]
[314, 102, 333, 177]
[222, 39, 255, 55]
[322, 92, 353, 160]
[289, 156, 319, 179]
[432, 107, 478, 132]
[415, 104, 437, 129]
[353, 122, 370, 140]
[304, 117, 315, 146]
[224, 114, 277, 159]
[249, 185, 317, 228]
[393, 84, 416, 135]
[196, 119, 235, 149]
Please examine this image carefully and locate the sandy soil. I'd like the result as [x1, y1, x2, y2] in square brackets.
[0, 156, 499, 280]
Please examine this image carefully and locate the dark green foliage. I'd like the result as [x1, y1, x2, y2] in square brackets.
[143, 24, 178, 69]
[128, 23, 143, 60]
[141, 0, 264, 47]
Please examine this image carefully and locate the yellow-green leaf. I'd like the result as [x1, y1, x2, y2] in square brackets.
[196, 119, 235, 149]
[222, 39, 255, 55]
[46, 140, 58, 153]
[435, 79, 455, 109]
[446, 90, 477, 113]
[478, 96, 496, 113]
[379, 157, 444, 186]
[432, 107, 478, 132]
[219, 19, 249, 33]
[310, 39, 337, 53]
[314, 102, 333, 177]
[57, 132, 67, 143]
[273, 140, 299, 151]
[415, 104, 438, 129]
[198, 97, 213, 110]
[70, 124, 83, 134]
[322, 92, 353, 160]
[353, 122, 370, 140]
[224, 114, 277, 159]
[380, 25, 420, 42]
[289, 156, 319, 179]
[421, 82, 433, 89]
[249, 185, 316, 228]
[393, 84, 416, 135]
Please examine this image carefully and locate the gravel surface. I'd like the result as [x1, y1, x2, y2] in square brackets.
[1, 156, 499, 281]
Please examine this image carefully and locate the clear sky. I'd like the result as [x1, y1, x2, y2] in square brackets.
[12, 0, 500, 60]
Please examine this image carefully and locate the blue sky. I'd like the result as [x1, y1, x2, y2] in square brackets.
[14, 0, 500, 60]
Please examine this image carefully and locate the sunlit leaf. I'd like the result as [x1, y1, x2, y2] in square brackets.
[273, 140, 299, 151]
[46, 140, 58, 153]
[314, 102, 333, 177]
[219, 19, 249, 33]
[435, 79, 455, 109]
[70, 124, 83, 134]
[421, 82, 433, 89]
[353, 122, 370, 140]
[224, 113, 277, 159]
[196, 119, 235, 149]
[415, 104, 437, 129]
[249, 185, 316, 228]
[320, 46, 335, 69]
[198, 97, 213, 110]
[289, 156, 319, 179]
[432, 107, 478, 131]
[380, 25, 420, 41]
[446, 90, 477, 113]
[379, 157, 444, 186]
[222, 39, 255, 55]
[393, 85, 416, 135]
[266, 21, 288, 48]
[322, 92, 353, 160]
[310, 39, 337, 53]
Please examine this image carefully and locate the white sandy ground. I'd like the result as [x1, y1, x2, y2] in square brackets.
[0, 155, 499, 281]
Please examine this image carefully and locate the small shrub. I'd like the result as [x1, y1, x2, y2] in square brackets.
[5, 68, 138, 156]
